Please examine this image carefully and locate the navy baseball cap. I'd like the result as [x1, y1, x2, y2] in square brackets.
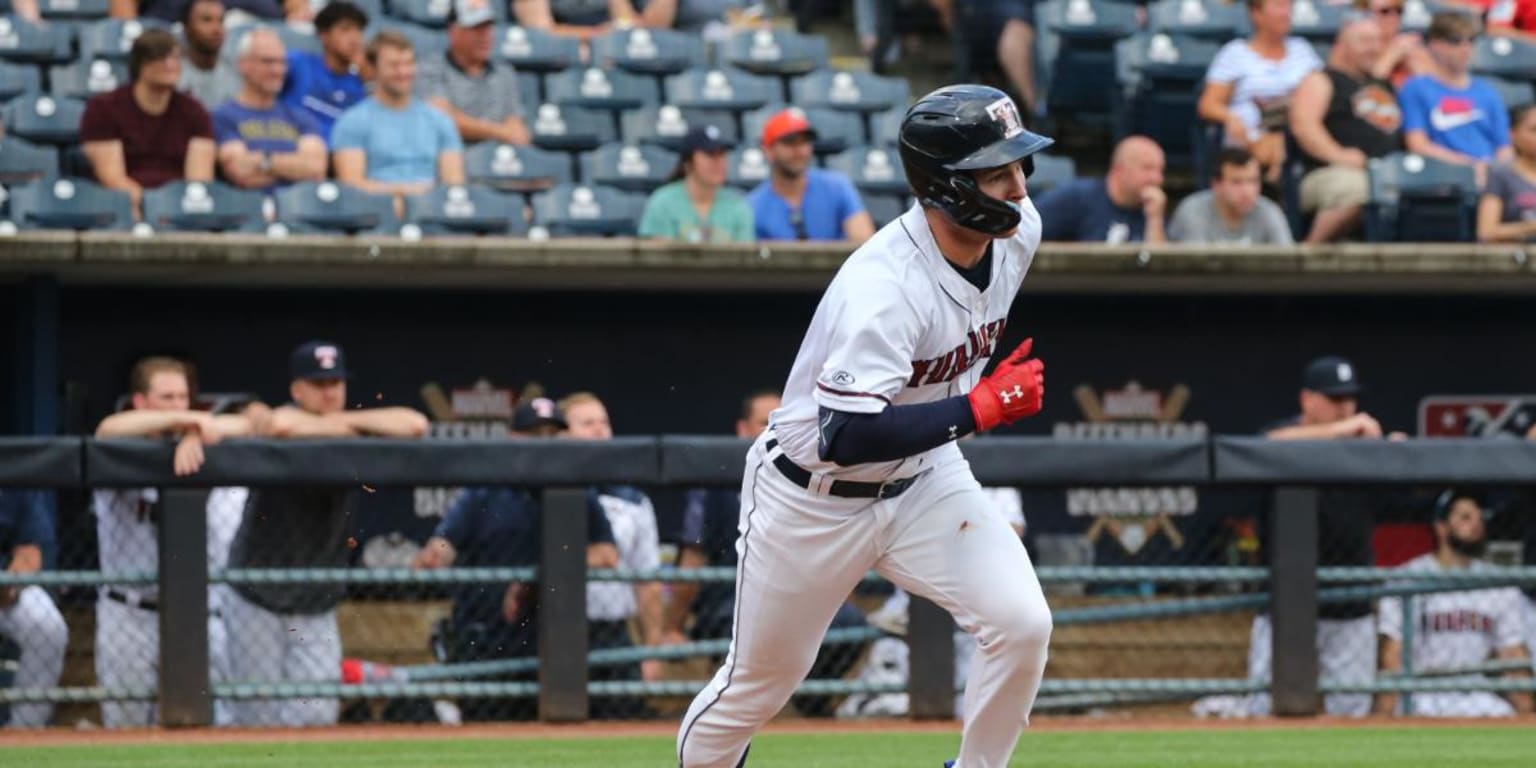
[1302, 356, 1361, 397]
[1432, 487, 1490, 521]
[512, 397, 566, 432]
[290, 340, 349, 381]
[680, 124, 732, 156]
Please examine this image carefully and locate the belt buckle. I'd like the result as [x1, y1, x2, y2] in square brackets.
[877, 478, 902, 499]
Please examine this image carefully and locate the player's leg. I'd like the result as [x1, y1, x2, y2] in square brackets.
[221, 588, 286, 725]
[1318, 616, 1374, 717]
[677, 460, 879, 768]
[1244, 613, 1273, 717]
[878, 469, 1051, 768]
[279, 608, 342, 726]
[208, 585, 234, 726]
[0, 586, 68, 727]
[94, 596, 158, 727]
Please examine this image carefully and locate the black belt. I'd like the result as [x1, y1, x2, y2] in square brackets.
[106, 589, 158, 612]
[765, 439, 923, 500]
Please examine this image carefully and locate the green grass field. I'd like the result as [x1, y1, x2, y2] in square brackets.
[6, 727, 1535, 768]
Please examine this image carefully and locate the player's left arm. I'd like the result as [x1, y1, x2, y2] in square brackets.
[1495, 643, 1533, 712]
[1494, 588, 1533, 712]
[335, 407, 431, 438]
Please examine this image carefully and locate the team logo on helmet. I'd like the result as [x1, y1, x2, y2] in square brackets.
[985, 97, 1024, 140]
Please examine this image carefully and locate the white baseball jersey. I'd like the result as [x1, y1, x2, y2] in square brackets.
[586, 489, 661, 622]
[1378, 554, 1528, 671]
[94, 487, 249, 597]
[771, 201, 1042, 483]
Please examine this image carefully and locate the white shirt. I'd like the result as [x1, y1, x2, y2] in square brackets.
[94, 487, 248, 601]
[1206, 38, 1322, 142]
[771, 201, 1041, 483]
[1378, 554, 1527, 673]
[585, 489, 661, 622]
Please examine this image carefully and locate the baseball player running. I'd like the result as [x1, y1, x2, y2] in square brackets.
[677, 85, 1054, 768]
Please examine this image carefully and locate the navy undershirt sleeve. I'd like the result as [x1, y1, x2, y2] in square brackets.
[817, 398, 977, 466]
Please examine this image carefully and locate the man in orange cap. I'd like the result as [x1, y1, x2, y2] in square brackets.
[748, 107, 876, 243]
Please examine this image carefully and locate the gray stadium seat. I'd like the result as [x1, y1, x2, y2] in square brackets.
[2, 94, 87, 146]
[725, 146, 769, 191]
[80, 18, 167, 62]
[37, 0, 109, 20]
[1472, 35, 1536, 81]
[790, 70, 910, 114]
[591, 27, 706, 76]
[1287, 0, 1346, 44]
[545, 66, 661, 112]
[621, 105, 740, 152]
[665, 68, 780, 113]
[496, 25, 580, 73]
[142, 181, 266, 233]
[7, 177, 132, 230]
[1487, 77, 1536, 112]
[274, 181, 399, 235]
[1028, 154, 1076, 197]
[1039, 0, 1140, 122]
[718, 28, 828, 77]
[868, 106, 903, 146]
[528, 103, 617, 152]
[862, 194, 912, 229]
[531, 182, 645, 236]
[0, 135, 59, 183]
[1364, 153, 1477, 242]
[1146, 0, 1248, 40]
[464, 142, 573, 192]
[0, 15, 74, 64]
[825, 146, 908, 197]
[371, 20, 444, 59]
[0, 59, 39, 101]
[579, 143, 678, 194]
[743, 105, 864, 155]
[49, 58, 127, 101]
[387, 0, 505, 29]
[403, 184, 527, 236]
[516, 71, 542, 109]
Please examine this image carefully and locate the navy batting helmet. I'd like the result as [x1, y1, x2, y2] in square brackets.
[898, 85, 1053, 236]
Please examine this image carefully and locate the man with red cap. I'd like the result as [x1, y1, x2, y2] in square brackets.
[747, 107, 876, 244]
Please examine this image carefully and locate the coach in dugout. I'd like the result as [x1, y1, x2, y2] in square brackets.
[223, 341, 428, 727]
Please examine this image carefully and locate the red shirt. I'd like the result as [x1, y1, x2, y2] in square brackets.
[1488, 0, 1536, 32]
[79, 86, 214, 189]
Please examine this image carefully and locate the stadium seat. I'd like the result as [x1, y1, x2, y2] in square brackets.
[273, 181, 399, 235]
[465, 142, 573, 192]
[622, 105, 741, 151]
[825, 146, 908, 197]
[2, 94, 87, 146]
[1363, 153, 1477, 242]
[403, 184, 526, 236]
[516, 70, 542, 109]
[496, 25, 580, 73]
[37, 0, 109, 20]
[222, 23, 323, 63]
[718, 28, 829, 78]
[545, 66, 662, 112]
[528, 103, 617, 152]
[0, 135, 59, 183]
[1287, 0, 1345, 44]
[862, 194, 911, 228]
[371, 20, 444, 59]
[1278, 129, 1310, 240]
[665, 68, 781, 113]
[1146, 0, 1248, 41]
[743, 105, 863, 156]
[79, 18, 167, 62]
[578, 143, 678, 194]
[141, 181, 266, 233]
[0, 59, 39, 101]
[789, 70, 910, 114]
[386, 0, 504, 29]
[1471, 35, 1536, 81]
[0, 15, 74, 64]
[1487, 77, 1536, 111]
[49, 58, 127, 101]
[1040, 0, 1140, 124]
[590, 27, 706, 76]
[1029, 154, 1076, 197]
[1115, 33, 1222, 165]
[530, 182, 644, 236]
[1400, 0, 1435, 32]
[868, 106, 903, 146]
[6, 177, 132, 230]
[725, 146, 769, 191]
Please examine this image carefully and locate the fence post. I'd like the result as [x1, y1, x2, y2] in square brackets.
[158, 488, 212, 727]
[908, 595, 956, 719]
[1270, 487, 1319, 716]
[539, 488, 589, 721]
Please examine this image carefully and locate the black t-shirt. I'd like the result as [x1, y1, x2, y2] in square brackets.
[1302, 69, 1402, 173]
[228, 487, 357, 615]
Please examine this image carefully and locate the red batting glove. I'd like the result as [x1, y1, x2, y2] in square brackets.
[967, 338, 1045, 432]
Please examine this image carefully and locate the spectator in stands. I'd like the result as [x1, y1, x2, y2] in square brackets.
[1399, 12, 1513, 183]
[214, 28, 326, 190]
[1489, 0, 1536, 39]
[224, 340, 428, 727]
[1374, 490, 1533, 717]
[413, 397, 619, 721]
[1290, 14, 1404, 243]
[1198, 0, 1323, 182]
[1169, 148, 1293, 244]
[281, 1, 370, 143]
[81, 29, 216, 214]
[0, 489, 66, 728]
[1361, 0, 1432, 87]
[639, 125, 754, 243]
[1035, 135, 1167, 243]
[512, 0, 678, 41]
[92, 356, 252, 727]
[112, 0, 297, 25]
[558, 391, 665, 718]
[1479, 104, 1536, 242]
[178, 0, 239, 110]
[9, 0, 40, 22]
[332, 31, 465, 199]
[748, 108, 875, 243]
[418, 0, 531, 147]
[955, 0, 1037, 116]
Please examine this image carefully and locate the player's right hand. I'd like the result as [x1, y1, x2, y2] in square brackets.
[968, 338, 1045, 432]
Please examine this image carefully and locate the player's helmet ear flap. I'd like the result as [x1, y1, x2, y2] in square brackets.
[898, 85, 1053, 236]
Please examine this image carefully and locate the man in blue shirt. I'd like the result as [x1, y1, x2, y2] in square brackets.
[1034, 135, 1168, 243]
[280, 1, 370, 143]
[1399, 11, 1513, 171]
[215, 28, 327, 190]
[0, 490, 67, 728]
[748, 108, 876, 243]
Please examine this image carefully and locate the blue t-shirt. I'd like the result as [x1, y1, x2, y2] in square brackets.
[330, 98, 463, 184]
[213, 100, 322, 154]
[748, 168, 866, 241]
[280, 51, 368, 143]
[1035, 177, 1148, 243]
[1398, 75, 1512, 162]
